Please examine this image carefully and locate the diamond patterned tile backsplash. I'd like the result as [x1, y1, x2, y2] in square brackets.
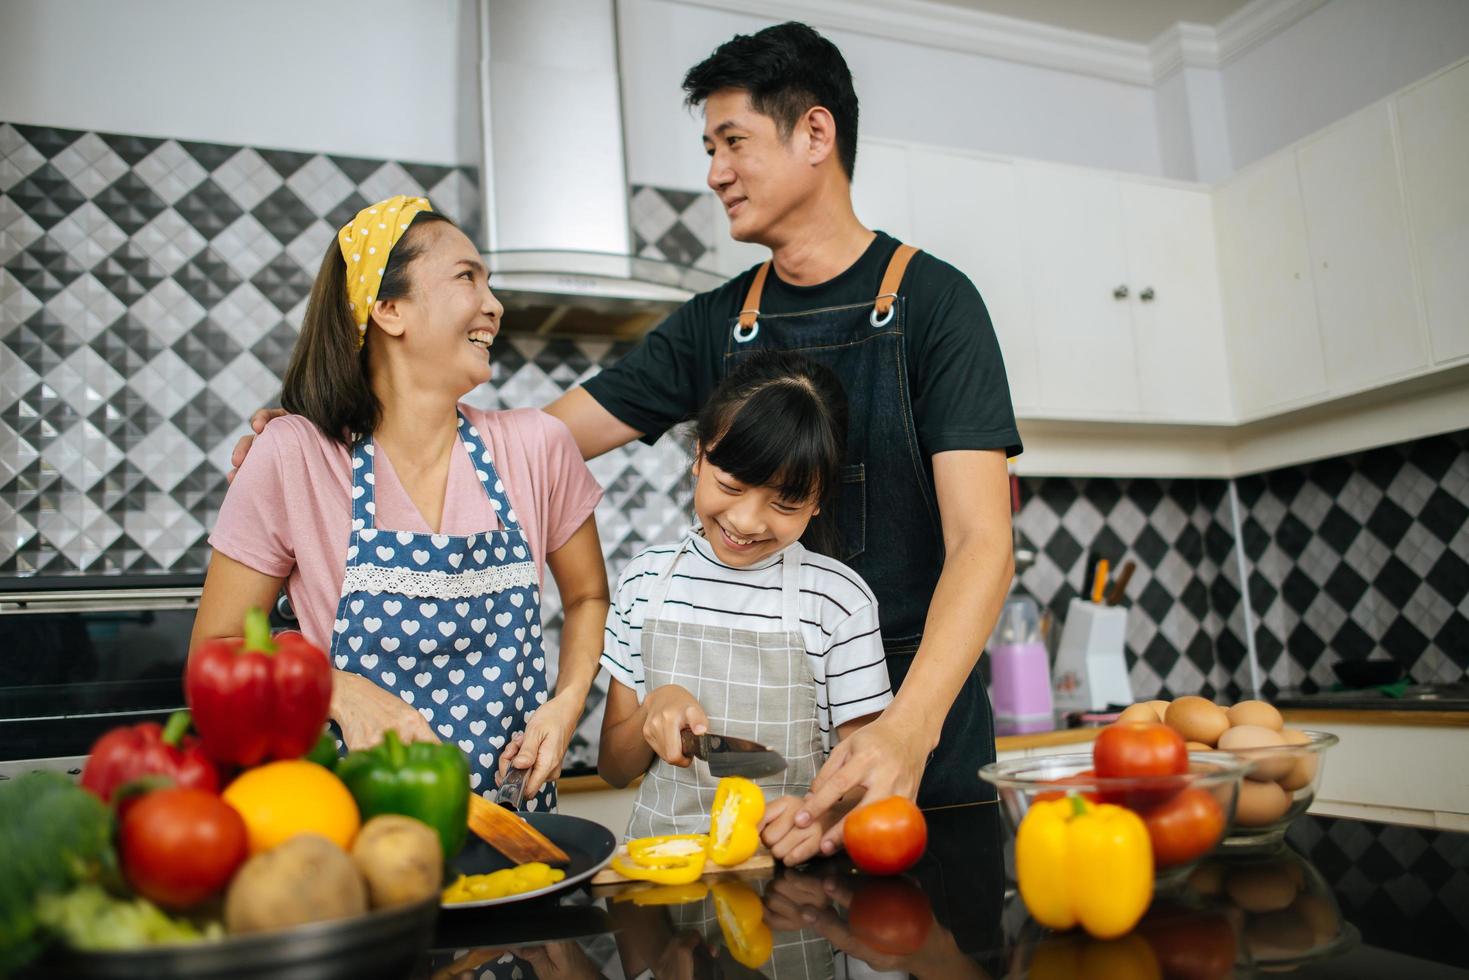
[3, 123, 1466, 771]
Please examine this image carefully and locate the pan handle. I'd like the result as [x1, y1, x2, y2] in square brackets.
[495, 765, 527, 811]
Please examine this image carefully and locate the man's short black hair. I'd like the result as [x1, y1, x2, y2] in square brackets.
[682, 21, 859, 181]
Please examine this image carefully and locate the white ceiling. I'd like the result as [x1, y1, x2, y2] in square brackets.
[927, 0, 1255, 44]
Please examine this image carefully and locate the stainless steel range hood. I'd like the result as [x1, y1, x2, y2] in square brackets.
[476, 0, 724, 336]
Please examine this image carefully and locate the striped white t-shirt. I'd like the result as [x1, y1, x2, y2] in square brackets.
[599, 527, 893, 750]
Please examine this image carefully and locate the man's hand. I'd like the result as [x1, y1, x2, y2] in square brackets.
[760, 793, 852, 866]
[794, 712, 933, 855]
[495, 691, 582, 799]
[228, 408, 286, 482]
[640, 684, 708, 766]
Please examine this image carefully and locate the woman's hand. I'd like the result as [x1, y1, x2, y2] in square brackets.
[640, 685, 708, 767]
[331, 670, 437, 750]
[495, 691, 583, 799]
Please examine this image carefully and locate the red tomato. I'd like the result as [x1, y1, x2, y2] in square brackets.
[120, 787, 248, 909]
[1035, 769, 1101, 804]
[1138, 903, 1238, 980]
[1142, 787, 1226, 867]
[845, 797, 928, 876]
[846, 876, 934, 955]
[1093, 722, 1188, 809]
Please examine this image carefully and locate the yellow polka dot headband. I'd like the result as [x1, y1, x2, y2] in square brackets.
[337, 195, 433, 345]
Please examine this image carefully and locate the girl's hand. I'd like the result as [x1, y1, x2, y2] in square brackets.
[761, 793, 848, 866]
[495, 691, 582, 799]
[640, 685, 709, 767]
[331, 670, 437, 750]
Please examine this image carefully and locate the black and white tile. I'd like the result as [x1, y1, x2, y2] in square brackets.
[629, 184, 719, 269]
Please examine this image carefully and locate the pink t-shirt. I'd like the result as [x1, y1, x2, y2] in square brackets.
[210, 406, 603, 651]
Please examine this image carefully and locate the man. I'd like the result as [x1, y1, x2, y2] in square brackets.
[235, 22, 1019, 864]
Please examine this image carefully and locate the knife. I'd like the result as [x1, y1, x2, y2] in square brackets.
[679, 730, 787, 778]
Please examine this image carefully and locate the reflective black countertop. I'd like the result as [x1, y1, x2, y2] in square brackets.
[418, 807, 1468, 978]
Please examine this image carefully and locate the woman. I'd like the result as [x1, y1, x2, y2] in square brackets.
[193, 196, 608, 805]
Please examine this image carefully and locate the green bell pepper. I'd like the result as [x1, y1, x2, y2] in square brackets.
[304, 728, 340, 770]
[335, 731, 470, 860]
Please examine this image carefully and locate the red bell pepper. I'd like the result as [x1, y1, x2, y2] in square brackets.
[80, 710, 220, 804]
[185, 607, 333, 767]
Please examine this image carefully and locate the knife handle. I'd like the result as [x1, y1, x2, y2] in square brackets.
[679, 729, 702, 762]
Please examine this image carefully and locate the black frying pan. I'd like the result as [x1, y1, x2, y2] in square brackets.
[441, 812, 617, 910]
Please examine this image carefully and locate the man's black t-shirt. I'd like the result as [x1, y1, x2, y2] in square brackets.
[583, 231, 1023, 458]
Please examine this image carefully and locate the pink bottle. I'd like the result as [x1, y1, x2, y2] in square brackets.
[988, 595, 1054, 733]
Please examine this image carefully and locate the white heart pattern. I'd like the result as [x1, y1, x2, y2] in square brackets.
[383, 599, 401, 615]
[415, 672, 432, 688]
[348, 637, 362, 652]
[510, 593, 524, 608]
[448, 669, 465, 685]
[401, 620, 420, 636]
[438, 622, 455, 637]
[396, 531, 414, 546]
[488, 702, 504, 716]
[397, 655, 415, 669]
[469, 720, 486, 736]
[454, 638, 470, 652]
[350, 599, 365, 615]
[359, 653, 377, 670]
[380, 671, 396, 686]
[363, 617, 381, 633]
[433, 654, 450, 669]
[418, 639, 437, 654]
[382, 637, 400, 653]
[432, 689, 448, 705]
[450, 705, 468, 721]
[334, 654, 348, 669]
[412, 550, 430, 565]
[466, 685, 484, 700]
[483, 667, 501, 682]
[375, 546, 394, 561]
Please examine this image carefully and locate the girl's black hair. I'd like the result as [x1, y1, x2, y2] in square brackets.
[695, 351, 849, 556]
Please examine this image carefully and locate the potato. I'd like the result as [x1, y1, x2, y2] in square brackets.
[351, 815, 443, 909]
[225, 833, 367, 935]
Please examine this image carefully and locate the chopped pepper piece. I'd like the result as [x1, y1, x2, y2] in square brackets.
[712, 880, 773, 968]
[335, 730, 470, 860]
[1017, 794, 1153, 940]
[613, 882, 711, 906]
[442, 863, 565, 903]
[709, 777, 764, 867]
[610, 837, 709, 885]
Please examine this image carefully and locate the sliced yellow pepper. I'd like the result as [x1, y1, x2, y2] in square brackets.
[1016, 795, 1153, 940]
[709, 777, 764, 867]
[1027, 932, 1162, 980]
[712, 881, 773, 968]
[441, 862, 565, 903]
[610, 843, 708, 885]
[614, 882, 711, 906]
[627, 834, 709, 862]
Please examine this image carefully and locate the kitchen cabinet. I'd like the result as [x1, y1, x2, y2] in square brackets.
[1295, 103, 1428, 394]
[905, 148, 1038, 412]
[1120, 180, 1234, 422]
[1395, 58, 1469, 366]
[1214, 151, 1328, 417]
[1016, 163, 1140, 418]
[849, 140, 914, 242]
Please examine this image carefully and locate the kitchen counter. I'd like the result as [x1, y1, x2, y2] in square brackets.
[421, 808, 1468, 978]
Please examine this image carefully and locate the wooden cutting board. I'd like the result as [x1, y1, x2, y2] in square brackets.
[589, 845, 775, 887]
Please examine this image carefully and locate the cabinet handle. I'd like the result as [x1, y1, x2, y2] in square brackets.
[1140, 287, 1155, 302]
[1112, 285, 1129, 300]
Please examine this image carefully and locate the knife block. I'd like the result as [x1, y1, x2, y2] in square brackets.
[1051, 598, 1133, 712]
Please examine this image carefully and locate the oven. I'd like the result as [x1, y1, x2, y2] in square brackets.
[0, 576, 295, 781]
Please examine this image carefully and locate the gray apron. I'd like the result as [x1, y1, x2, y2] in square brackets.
[627, 536, 823, 838]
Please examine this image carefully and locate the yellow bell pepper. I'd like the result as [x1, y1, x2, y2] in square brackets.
[1026, 932, 1162, 980]
[611, 835, 709, 885]
[1016, 795, 1153, 940]
[709, 777, 764, 867]
[712, 881, 773, 968]
[441, 862, 565, 903]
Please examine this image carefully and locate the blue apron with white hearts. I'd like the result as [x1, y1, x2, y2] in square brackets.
[328, 411, 556, 810]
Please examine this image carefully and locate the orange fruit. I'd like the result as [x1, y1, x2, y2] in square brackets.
[222, 760, 360, 855]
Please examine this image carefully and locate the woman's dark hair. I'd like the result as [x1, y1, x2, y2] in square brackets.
[696, 351, 849, 556]
[682, 21, 859, 181]
[281, 210, 455, 444]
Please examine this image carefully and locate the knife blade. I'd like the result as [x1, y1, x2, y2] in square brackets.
[680, 730, 788, 778]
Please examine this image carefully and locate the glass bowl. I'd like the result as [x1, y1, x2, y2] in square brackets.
[1210, 730, 1338, 850]
[1184, 845, 1358, 970]
[980, 751, 1251, 886]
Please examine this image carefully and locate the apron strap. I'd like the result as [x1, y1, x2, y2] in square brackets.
[645, 537, 693, 623]
[736, 262, 771, 331]
[779, 545, 802, 634]
[872, 243, 919, 320]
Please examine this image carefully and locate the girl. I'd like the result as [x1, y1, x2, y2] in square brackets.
[598, 351, 891, 860]
[195, 196, 609, 806]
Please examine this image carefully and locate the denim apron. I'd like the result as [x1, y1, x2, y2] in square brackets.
[723, 244, 996, 805]
[328, 411, 556, 810]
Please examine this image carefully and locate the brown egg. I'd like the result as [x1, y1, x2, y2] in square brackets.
[1246, 908, 1316, 959]
[1185, 740, 1213, 752]
[1188, 861, 1225, 896]
[1225, 865, 1298, 912]
[1227, 700, 1284, 731]
[1235, 778, 1292, 826]
[1277, 728, 1318, 791]
[1118, 702, 1163, 725]
[1165, 696, 1231, 746]
[1219, 725, 1292, 781]
[1146, 699, 1171, 722]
